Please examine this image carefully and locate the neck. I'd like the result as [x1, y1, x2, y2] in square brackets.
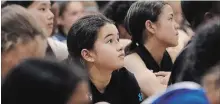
[88, 64, 112, 93]
[144, 37, 167, 65]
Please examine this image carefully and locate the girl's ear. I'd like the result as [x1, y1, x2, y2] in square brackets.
[145, 20, 157, 35]
[81, 49, 95, 62]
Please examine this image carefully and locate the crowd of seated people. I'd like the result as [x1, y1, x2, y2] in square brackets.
[1, 1, 220, 104]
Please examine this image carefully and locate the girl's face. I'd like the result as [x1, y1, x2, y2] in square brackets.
[85, 23, 125, 71]
[59, 2, 85, 34]
[28, 1, 54, 36]
[167, 1, 183, 25]
[153, 4, 179, 47]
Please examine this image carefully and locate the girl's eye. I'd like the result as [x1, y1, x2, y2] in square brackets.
[107, 39, 113, 44]
[169, 17, 173, 21]
[39, 8, 46, 12]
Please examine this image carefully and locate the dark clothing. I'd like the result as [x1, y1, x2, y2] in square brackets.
[63, 59, 143, 104]
[168, 40, 192, 85]
[135, 44, 173, 72]
[90, 68, 143, 104]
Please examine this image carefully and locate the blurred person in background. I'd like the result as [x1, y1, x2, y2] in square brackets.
[169, 1, 220, 85]
[176, 18, 220, 84]
[82, 1, 99, 13]
[202, 62, 220, 104]
[66, 14, 143, 104]
[96, 1, 109, 11]
[102, 1, 134, 49]
[52, 1, 85, 42]
[102, 1, 135, 39]
[1, 5, 47, 78]
[51, 1, 60, 35]
[2, 58, 90, 104]
[124, 1, 179, 97]
[2, 1, 68, 61]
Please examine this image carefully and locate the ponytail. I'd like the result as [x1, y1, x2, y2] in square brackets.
[125, 38, 139, 55]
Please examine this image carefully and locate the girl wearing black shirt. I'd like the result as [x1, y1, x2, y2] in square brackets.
[124, 1, 179, 97]
[66, 14, 143, 104]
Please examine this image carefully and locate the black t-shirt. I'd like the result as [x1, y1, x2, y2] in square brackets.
[135, 44, 173, 72]
[90, 67, 143, 104]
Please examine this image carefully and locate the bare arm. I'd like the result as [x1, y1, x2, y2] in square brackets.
[124, 53, 167, 97]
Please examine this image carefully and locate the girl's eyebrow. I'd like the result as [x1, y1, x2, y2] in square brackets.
[104, 34, 114, 39]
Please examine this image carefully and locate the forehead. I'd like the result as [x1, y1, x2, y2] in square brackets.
[167, 1, 181, 13]
[66, 2, 84, 11]
[97, 23, 119, 39]
[29, 1, 51, 8]
[160, 4, 174, 17]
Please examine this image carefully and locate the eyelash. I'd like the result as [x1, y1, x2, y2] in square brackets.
[169, 17, 173, 20]
[107, 39, 113, 44]
[39, 8, 46, 11]
[107, 38, 119, 44]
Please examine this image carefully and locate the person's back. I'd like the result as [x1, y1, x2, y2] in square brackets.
[168, 1, 220, 85]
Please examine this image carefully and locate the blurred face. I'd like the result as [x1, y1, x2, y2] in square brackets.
[86, 23, 124, 71]
[28, 1, 54, 36]
[59, 2, 85, 35]
[2, 36, 47, 78]
[167, 1, 183, 25]
[203, 71, 220, 104]
[154, 5, 179, 47]
[68, 81, 91, 104]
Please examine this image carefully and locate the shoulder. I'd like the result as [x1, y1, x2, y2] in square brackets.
[124, 53, 148, 73]
[113, 67, 139, 86]
[115, 67, 144, 103]
[47, 38, 68, 61]
[125, 53, 145, 66]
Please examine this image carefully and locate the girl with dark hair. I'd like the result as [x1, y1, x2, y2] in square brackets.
[66, 14, 143, 104]
[2, 59, 90, 104]
[52, 1, 85, 42]
[124, 1, 179, 96]
[3, 1, 68, 61]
